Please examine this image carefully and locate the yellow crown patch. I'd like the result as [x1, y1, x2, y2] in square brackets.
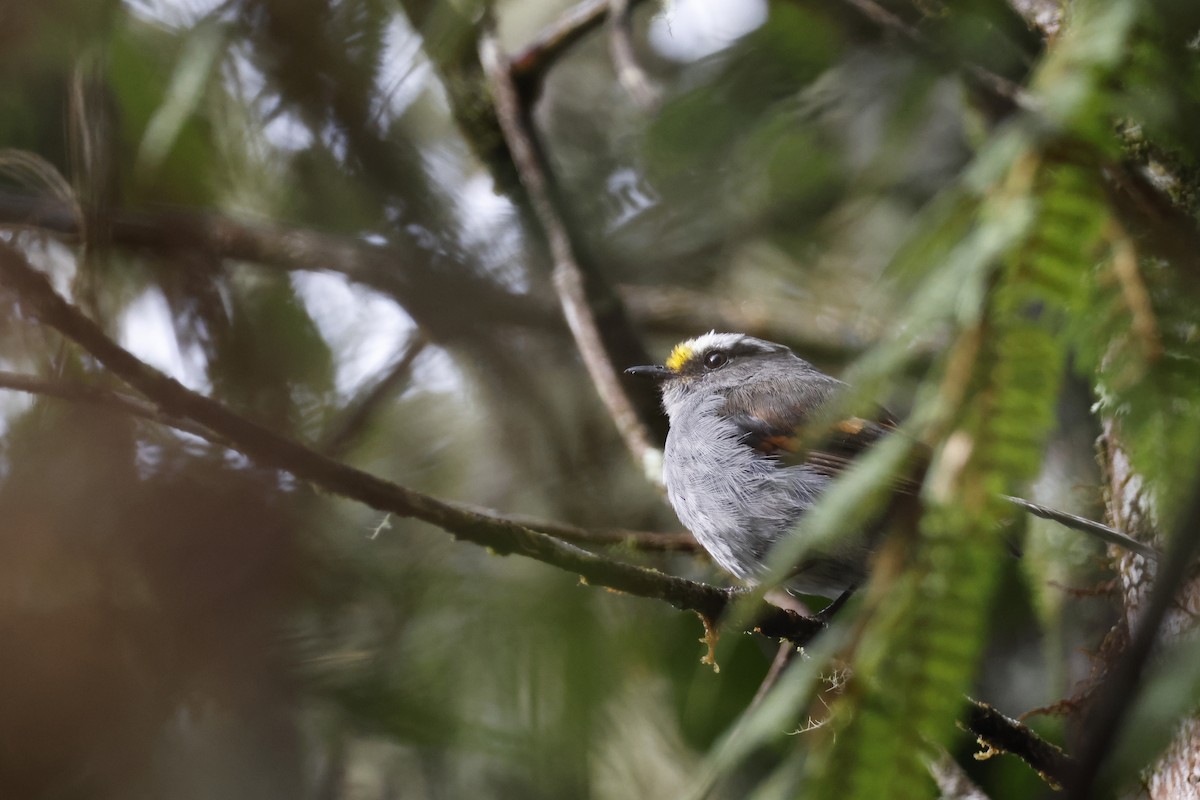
[665, 341, 695, 372]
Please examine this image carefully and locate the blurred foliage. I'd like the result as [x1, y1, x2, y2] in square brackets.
[1, 0, 1200, 798]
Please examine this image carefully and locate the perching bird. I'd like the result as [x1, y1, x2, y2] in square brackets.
[627, 331, 1156, 599]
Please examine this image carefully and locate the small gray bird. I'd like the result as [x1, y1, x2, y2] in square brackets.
[626, 331, 899, 598]
[626, 331, 1157, 599]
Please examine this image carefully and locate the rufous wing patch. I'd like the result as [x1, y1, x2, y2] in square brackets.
[835, 417, 867, 436]
[759, 434, 802, 454]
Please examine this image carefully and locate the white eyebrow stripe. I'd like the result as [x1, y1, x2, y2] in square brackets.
[678, 332, 746, 354]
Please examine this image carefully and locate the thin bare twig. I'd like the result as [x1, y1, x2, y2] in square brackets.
[0, 239, 820, 640]
[510, 0, 616, 91]
[749, 642, 797, 711]
[459, 504, 699, 552]
[320, 331, 429, 458]
[1002, 495, 1160, 561]
[608, 0, 660, 111]
[480, 28, 661, 478]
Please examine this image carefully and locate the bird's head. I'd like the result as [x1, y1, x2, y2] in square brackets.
[625, 332, 804, 398]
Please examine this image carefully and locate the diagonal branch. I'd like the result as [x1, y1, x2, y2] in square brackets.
[480, 27, 663, 477]
[0, 190, 878, 372]
[0, 190, 560, 336]
[0, 238, 812, 640]
[0, 366, 698, 555]
[457, 503, 698, 553]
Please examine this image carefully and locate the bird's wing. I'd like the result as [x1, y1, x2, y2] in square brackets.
[719, 378, 917, 490]
[718, 372, 1160, 560]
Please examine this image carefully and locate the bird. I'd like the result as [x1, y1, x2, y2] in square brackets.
[626, 331, 1156, 600]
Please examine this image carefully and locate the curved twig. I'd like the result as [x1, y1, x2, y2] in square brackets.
[608, 0, 659, 111]
[510, 0, 620, 93]
[480, 28, 662, 479]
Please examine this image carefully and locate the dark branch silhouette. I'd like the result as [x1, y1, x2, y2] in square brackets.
[965, 700, 1074, 788]
[0, 238, 814, 644]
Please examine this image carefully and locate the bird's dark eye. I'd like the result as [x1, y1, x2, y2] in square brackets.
[703, 351, 728, 369]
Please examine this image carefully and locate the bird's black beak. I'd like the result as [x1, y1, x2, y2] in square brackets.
[625, 364, 673, 381]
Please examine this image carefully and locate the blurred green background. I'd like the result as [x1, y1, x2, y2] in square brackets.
[1, 0, 1199, 798]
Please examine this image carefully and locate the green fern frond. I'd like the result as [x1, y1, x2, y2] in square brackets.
[1073, 243, 1200, 522]
[805, 155, 1111, 800]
